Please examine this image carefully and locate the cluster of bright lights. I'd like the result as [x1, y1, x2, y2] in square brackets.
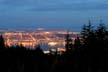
[57, 48, 66, 52]
[48, 42, 58, 46]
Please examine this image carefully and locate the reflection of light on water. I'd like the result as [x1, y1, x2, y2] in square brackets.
[48, 42, 57, 46]
[44, 51, 50, 54]
[57, 48, 66, 52]
[50, 48, 56, 52]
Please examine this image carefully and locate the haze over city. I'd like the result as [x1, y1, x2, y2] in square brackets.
[0, 0, 108, 31]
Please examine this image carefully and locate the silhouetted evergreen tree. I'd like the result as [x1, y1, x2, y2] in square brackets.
[81, 20, 97, 72]
[65, 31, 73, 53]
[0, 35, 7, 72]
[73, 36, 82, 72]
[74, 36, 81, 49]
[95, 20, 106, 72]
[0, 35, 5, 50]
[81, 20, 106, 72]
[59, 31, 75, 72]
[0, 20, 106, 72]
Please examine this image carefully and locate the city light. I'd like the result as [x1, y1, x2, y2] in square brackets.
[45, 32, 50, 34]
[37, 28, 44, 30]
[57, 48, 66, 52]
[44, 51, 50, 54]
[48, 42, 58, 46]
[2, 30, 80, 50]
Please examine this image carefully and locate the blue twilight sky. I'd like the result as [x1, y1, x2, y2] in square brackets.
[0, 0, 108, 31]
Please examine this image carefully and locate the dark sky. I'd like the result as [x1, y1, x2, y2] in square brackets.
[0, 0, 108, 31]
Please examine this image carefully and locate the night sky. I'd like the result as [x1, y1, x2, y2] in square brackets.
[0, 0, 108, 31]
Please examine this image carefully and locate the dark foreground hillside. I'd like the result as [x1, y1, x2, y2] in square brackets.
[0, 22, 106, 72]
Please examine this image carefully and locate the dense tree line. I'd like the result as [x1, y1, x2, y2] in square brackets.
[0, 21, 106, 72]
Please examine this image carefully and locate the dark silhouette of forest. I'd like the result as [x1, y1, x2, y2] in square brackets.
[0, 21, 106, 72]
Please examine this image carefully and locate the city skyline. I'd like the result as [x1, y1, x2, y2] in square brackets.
[0, 0, 108, 31]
